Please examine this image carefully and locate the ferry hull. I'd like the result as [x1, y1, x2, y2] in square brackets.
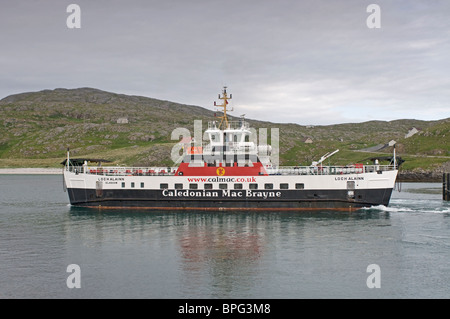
[66, 187, 393, 211]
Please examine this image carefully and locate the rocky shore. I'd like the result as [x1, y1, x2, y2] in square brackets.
[399, 161, 450, 182]
[398, 171, 447, 182]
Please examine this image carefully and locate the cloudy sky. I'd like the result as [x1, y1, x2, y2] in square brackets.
[1, 0, 449, 125]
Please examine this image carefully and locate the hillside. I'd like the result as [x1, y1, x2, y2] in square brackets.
[1, 87, 449, 181]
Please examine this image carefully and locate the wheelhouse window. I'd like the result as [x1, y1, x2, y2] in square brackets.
[295, 183, 304, 190]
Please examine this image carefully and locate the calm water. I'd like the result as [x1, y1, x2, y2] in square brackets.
[0, 175, 449, 299]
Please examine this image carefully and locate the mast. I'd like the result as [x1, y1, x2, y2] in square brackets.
[66, 147, 70, 168]
[214, 86, 233, 130]
[393, 144, 397, 169]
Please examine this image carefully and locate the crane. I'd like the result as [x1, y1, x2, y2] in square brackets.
[311, 149, 339, 166]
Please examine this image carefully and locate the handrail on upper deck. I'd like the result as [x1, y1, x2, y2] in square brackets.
[207, 120, 250, 130]
[265, 164, 396, 175]
[66, 165, 179, 176]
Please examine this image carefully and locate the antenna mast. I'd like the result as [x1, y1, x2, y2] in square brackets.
[214, 86, 233, 130]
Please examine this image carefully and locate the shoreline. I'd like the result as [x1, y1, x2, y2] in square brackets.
[0, 168, 62, 174]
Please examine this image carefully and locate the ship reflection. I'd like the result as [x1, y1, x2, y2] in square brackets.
[176, 213, 265, 295]
[67, 207, 390, 297]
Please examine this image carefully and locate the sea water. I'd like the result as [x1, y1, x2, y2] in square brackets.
[0, 175, 449, 298]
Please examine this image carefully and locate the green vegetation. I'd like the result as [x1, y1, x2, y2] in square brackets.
[1, 88, 449, 179]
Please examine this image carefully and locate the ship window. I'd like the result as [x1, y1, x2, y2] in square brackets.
[295, 183, 304, 190]
[347, 181, 355, 190]
[249, 183, 258, 190]
[122, 182, 125, 188]
[234, 183, 243, 190]
[189, 183, 198, 190]
[204, 183, 213, 190]
[175, 183, 183, 189]
[219, 183, 227, 190]
[280, 183, 289, 189]
[131, 182, 135, 188]
[140, 182, 144, 188]
[160, 183, 168, 189]
[265, 183, 273, 190]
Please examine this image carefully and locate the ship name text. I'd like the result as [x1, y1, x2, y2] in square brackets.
[162, 189, 281, 199]
[335, 176, 364, 181]
[98, 177, 125, 184]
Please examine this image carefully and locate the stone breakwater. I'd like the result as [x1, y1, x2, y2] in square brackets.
[398, 171, 441, 182]
[399, 162, 450, 182]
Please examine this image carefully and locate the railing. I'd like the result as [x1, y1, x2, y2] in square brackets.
[201, 142, 257, 154]
[207, 120, 250, 130]
[66, 165, 178, 176]
[66, 164, 396, 176]
[265, 165, 396, 176]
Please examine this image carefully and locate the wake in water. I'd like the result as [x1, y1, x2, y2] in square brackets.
[361, 204, 414, 213]
[362, 199, 450, 214]
[363, 183, 450, 214]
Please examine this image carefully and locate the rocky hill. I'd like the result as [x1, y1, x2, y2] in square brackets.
[1, 87, 449, 181]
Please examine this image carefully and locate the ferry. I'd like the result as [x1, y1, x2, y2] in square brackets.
[62, 87, 401, 211]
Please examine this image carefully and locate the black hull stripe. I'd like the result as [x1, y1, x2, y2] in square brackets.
[67, 188, 393, 210]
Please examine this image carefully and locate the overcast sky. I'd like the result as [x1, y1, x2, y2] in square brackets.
[1, 0, 449, 125]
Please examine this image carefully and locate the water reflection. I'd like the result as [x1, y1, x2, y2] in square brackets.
[66, 207, 392, 297]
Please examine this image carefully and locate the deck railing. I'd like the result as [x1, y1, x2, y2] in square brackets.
[207, 120, 250, 130]
[66, 166, 178, 176]
[265, 165, 396, 176]
[66, 164, 396, 176]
